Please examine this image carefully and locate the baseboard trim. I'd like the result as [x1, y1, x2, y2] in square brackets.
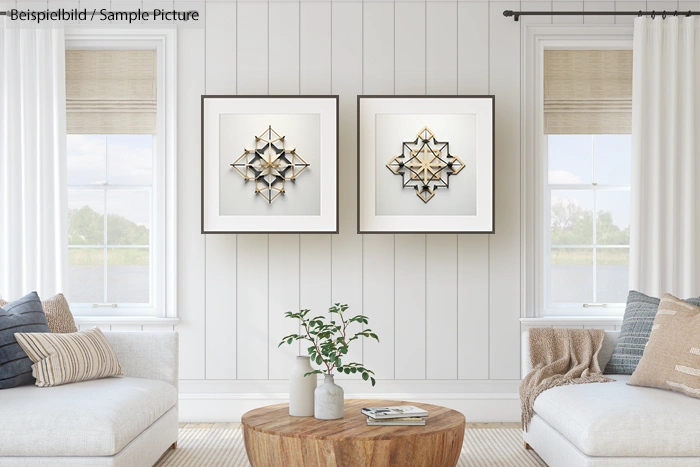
[179, 393, 520, 423]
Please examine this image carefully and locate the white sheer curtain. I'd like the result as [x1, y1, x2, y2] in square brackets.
[630, 17, 700, 297]
[0, 24, 68, 300]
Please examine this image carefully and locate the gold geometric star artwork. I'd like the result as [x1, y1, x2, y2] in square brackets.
[231, 125, 310, 204]
[386, 126, 464, 203]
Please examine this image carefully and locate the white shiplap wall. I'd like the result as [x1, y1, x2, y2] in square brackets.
[140, 0, 692, 422]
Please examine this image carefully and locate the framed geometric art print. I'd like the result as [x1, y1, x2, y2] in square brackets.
[357, 95, 495, 233]
[202, 95, 339, 233]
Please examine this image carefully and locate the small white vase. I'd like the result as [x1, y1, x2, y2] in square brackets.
[289, 356, 316, 417]
[314, 374, 344, 420]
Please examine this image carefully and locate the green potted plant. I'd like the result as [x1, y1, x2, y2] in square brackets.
[279, 303, 379, 420]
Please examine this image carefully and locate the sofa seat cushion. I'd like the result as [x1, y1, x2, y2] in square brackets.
[534, 375, 700, 457]
[0, 377, 177, 457]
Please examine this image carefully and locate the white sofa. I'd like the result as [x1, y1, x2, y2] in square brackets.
[0, 332, 179, 467]
[522, 330, 700, 467]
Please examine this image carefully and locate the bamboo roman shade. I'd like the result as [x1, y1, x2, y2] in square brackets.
[66, 50, 156, 134]
[544, 50, 632, 134]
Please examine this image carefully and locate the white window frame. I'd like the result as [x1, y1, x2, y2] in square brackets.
[65, 29, 177, 320]
[521, 25, 633, 319]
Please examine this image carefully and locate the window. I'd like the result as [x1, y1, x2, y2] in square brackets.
[67, 134, 154, 310]
[547, 134, 631, 312]
[538, 46, 633, 316]
[64, 31, 176, 318]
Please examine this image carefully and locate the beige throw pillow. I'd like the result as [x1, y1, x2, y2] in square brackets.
[629, 293, 700, 398]
[0, 293, 77, 333]
[14, 327, 123, 387]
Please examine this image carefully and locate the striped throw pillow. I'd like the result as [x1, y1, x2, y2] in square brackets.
[629, 294, 700, 399]
[0, 293, 77, 334]
[0, 292, 51, 389]
[15, 327, 123, 387]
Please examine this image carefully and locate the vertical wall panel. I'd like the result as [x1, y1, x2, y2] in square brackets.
[426, 235, 458, 379]
[552, 1, 584, 24]
[300, 234, 332, 372]
[584, 1, 614, 24]
[520, 1, 553, 25]
[394, 235, 426, 379]
[457, 1, 491, 381]
[361, 1, 395, 380]
[269, 2, 300, 95]
[205, 236, 237, 379]
[458, 2, 489, 94]
[175, 16, 206, 380]
[331, 2, 364, 379]
[236, 235, 269, 379]
[267, 1, 302, 379]
[301, 2, 332, 95]
[488, 1, 521, 380]
[204, 2, 238, 381]
[394, 2, 426, 95]
[362, 2, 395, 94]
[237, 2, 268, 95]
[268, 235, 300, 379]
[393, 1, 427, 381]
[458, 235, 490, 379]
[427, 1, 458, 95]
[615, 1, 647, 25]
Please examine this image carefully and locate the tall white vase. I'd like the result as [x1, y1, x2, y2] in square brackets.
[289, 356, 316, 417]
[314, 374, 344, 420]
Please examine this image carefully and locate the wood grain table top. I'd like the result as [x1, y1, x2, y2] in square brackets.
[241, 399, 466, 441]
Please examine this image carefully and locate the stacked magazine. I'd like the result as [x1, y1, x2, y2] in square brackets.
[361, 405, 428, 426]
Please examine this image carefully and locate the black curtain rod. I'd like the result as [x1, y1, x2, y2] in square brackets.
[504, 9, 700, 21]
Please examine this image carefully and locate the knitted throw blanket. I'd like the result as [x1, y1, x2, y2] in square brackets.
[520, 328, 615, 431]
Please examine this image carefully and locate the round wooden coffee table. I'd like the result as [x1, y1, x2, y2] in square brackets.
[241, 399, 465, 467]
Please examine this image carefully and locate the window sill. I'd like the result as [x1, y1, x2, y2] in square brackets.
[520, 316, 622, 327]
[73, 316, 180, 326]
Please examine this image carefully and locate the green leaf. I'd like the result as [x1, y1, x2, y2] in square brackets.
[370, 377, 376, 386]
[335, 358, 342, 367]
[351, 368, 357, 374]
[287, 337, 293, 345]
[316, 355, 323, 365]
[344, 367, 351, 374]
[362, 372, 369, 381]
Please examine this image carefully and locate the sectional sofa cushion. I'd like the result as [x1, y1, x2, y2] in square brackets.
[15, 327, 123, 387]
[0, 293, 77, 334]
[605, 290, 700, 374]
[628, 294, 700, 399]
[0, 292, 51, 389]
[0, 376, 177, 457]
[533, 375, 700, 457]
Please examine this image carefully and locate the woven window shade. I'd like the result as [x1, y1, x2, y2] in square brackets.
[544, 50, 632, 134]
[66, 50, 156, 134]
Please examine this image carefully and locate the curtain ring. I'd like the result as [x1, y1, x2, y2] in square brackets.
[687, 10, 692, 17]
[662, 11, 667, 19]
[674, 10, 678, 17]
[651, 10, 656, 19]
[638, 10, 642, 17]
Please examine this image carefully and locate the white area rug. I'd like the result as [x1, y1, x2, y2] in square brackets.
[156, 425, 546, 466]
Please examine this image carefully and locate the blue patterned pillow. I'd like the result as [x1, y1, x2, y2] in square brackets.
[0, 292, 50, 389]
[605, 291, 700, 374]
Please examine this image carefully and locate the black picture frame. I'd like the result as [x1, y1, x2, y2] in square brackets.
[357, 95, 496, 234]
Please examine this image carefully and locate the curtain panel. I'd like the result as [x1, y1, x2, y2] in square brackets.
[630, 17, 700, 297]
[0, 25, 68, 300]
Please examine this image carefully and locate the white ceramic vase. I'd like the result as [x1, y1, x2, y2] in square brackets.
[314, 374, 344, 420]
[289, 356, 316, 417]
